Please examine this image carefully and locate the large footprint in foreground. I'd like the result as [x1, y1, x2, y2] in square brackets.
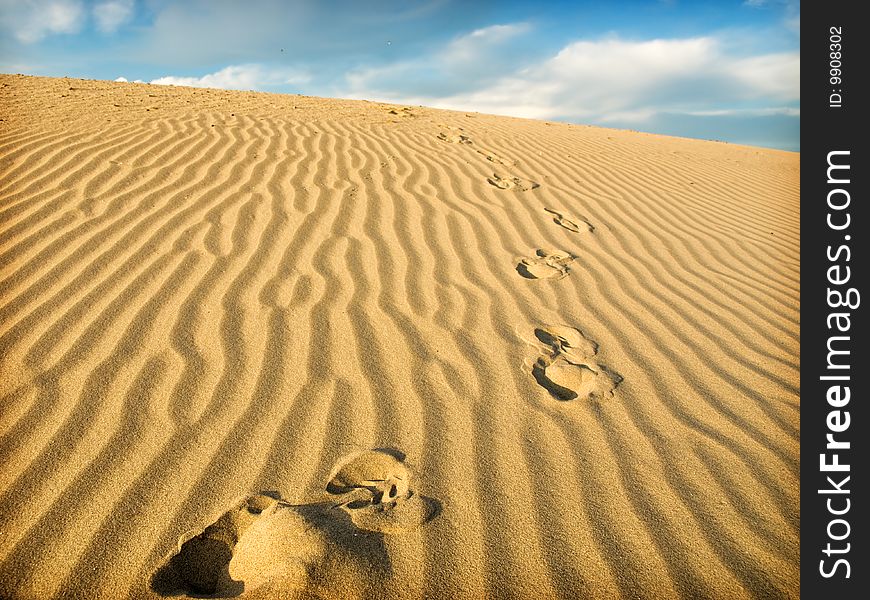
[151, 494, 287, 596]
[516, 249, 576, 280]
[152, 449, 438, 597]
[530, 326, 622, 401]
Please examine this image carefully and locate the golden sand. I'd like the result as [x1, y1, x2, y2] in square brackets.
[0, 74, 799, 599]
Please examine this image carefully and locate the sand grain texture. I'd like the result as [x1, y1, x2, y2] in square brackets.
[0, 74, 799, 599]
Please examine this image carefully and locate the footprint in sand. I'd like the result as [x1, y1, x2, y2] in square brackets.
[529, 326, 622, 401]
[534, 325, 599, 361]
[487, 173, 540, 191]
[516, 249, 575, 280]
[326, 448, 438, 535]
[151, 493, 284, 596]
[437, 131, 473, 144]
[388, 106, 413, 114]
[386, 106, 416, 118]
[435, 126, 515, 166]
[544, 208, 594, 233]
[152, 449, 438, 597]
[476, 149, 514, 166]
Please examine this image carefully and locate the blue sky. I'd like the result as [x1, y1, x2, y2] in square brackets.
[0, 0, 800, 150]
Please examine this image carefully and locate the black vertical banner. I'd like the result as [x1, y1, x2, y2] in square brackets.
[802, 2, 867, 598]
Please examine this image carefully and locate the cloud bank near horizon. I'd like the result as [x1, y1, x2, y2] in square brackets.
[0, 0, 800, 150]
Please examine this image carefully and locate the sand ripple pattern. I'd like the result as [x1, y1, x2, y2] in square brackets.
[0, 75, 799, 600]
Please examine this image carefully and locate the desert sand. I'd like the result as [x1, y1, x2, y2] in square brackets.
[0, 74, 799, 599]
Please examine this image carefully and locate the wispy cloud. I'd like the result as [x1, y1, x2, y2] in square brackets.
[439, 23, 530, 64]
[345, 23, 533, 99]
[744, 0, 800, 33]
[0, 0, 85, 43]
[687, 107, 800, 117]
[93, 0, 134, 34]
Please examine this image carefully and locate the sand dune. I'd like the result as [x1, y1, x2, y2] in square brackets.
[0, 74, 799, 599]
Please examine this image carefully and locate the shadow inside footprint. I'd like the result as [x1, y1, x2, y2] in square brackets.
[516, 262, 540, 279]
[534, 326, 598, 361]
[155, 536, 236, 596]
[532, 359, 578, 401]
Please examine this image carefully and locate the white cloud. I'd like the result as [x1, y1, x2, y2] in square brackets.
[343, 34, 799, 127]
[728, 52, 799, 99]
[114, 76, 127, 82]
[0, 0, 85, 43]
[150, 64, 311, 91]
[151, 66, 262, 90]
[93, 0, 134, 33]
